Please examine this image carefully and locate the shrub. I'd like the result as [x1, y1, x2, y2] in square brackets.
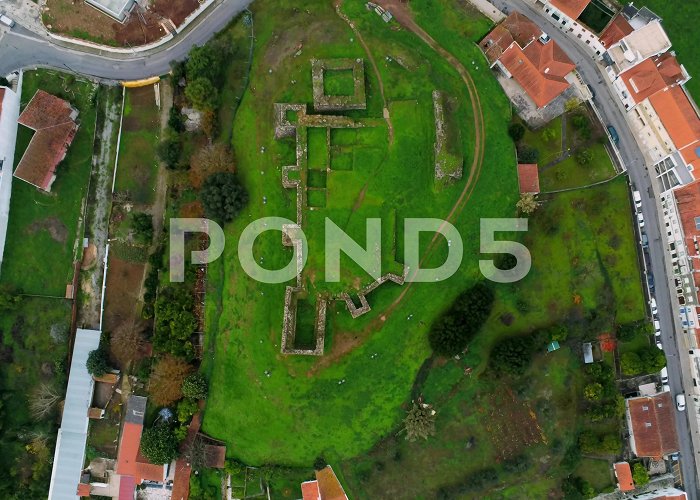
[185, 77, 218, 111]
[182, 373, 208, 399]
[428, 282, 495, 356]
[489, 333, 541, 376]
[620, 351, 643, 376]
[576, 149, 593, 166]
[200, 172, 249, 224]
[177, 398, 199, 423]
[168, 107, 185, 133]
[583, 383, 603, 401]
[507, 123, 525, 142]
[517, 145, 540, 163]
[158, 136, 184, 170]
[153, 284, 198, 359]
[132, 212, 154, 244]
[632, 462, 649, 486]
[86, 348, 110, 377]
[140, 424, 179, 464]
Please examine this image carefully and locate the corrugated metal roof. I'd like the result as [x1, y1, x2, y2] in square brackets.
[48, 329, 102, 500]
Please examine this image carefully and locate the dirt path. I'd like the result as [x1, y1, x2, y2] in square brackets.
[334, 1, 395, 144]
[309, 1, 486, 371]
[152, 81, 172, 244]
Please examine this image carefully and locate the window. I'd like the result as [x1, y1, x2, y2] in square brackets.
[642, 405, 649, 411]
[694, 217, 700, 230]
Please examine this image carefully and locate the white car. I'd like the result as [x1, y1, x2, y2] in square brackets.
[661, 367, 669, 384]
[637, 212, 645, 227]
[677, 394, 687, 411]
[650, 297, 658, 316]
[633, 190, 642, 209]
[656, 338, 663, 350]
[663, 384, 671, 392]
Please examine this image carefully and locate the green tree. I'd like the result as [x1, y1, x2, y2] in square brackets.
[508, 123, 525, 142]
[186, 44, 224, 83]
[200, 172, 249, 224]
[639, 345, 666, 373]
[542, 126, 557, 142]
[517, 145, 540, 163]
[0, 286, 21, 311]
[632, 462, 649, 486]
[403, 400, 436, 441]
[428, 283, 495, 356]
[621, 351, 643, 376]
[182, 373, 208, 399]
[168, 106, 185, 133]
[548, 325, 568, 342]
[132, 212, 154, 244]
[153, 284, 198, 359]
[583, 383, 603, 401]
[177, 398, 199, 423]
[185, 77, 219, 111]
[576, 149, 593, 165]
[157, 136, 183, 170]
[490, 333, 541, 376]
[140, 424, 179, 464]
[86, 348, 110, 377]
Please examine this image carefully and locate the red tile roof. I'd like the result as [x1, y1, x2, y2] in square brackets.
[627, 392, 679, 458]
[301, 480, 321, 500]
[480, 12, 543, 64]
[76, 482, 91, 497]
[118, 474, 135, 500]
[315, 466, 348, 500]
[671, 180, 700, 291]
[613, 462, 635, 491]
[649, 86, 700, 154]
[204, 444, 227, 468]
[14, 90, 78, 191]
[549, 0, 591, 19]
[620, 54, 686, 104]
[517, 164, 541, 193]
[171, 412, 202, 500]
[0, 87, 5, 116]
[599, 14, 634, 47]
[135, 452, 165, 483]
[116, 421, 143, 476]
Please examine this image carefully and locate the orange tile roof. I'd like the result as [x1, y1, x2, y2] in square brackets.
[649, 86, 700, 153]
[517, 164, 540, 193]
[77, 482, 91, 497]
[116, 421, 143, 476]
[613, 462, 635, 491]
[301, 480, 321, 500]
[499, 39, 574, 108]
[171, 458, 192, 500]
[549, 0, 591, 19]
[14, 90, 78, 192]
[620, 54, 686, 104]
[599, 14, 634, 47]
[627, 392, 679, 457]
[135, 452, 165, 483]
[671, 180, 700, 290]
[480, 12, 543, 64]
[315, 466, 348, 500]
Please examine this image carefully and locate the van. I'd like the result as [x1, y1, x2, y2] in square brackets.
[633, 190, 642, 208]
[654, 320, 661, 335]
[661, 367, 669, 384]
[650, 297, 658, 316]
[676, 394, 687, 411]
[0, 15, 15, 28]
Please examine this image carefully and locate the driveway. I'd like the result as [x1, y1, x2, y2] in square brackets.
[0, 0, 252, 81]
[488, 0, 699, 496]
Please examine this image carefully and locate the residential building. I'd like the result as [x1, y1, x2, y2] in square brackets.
[517, 163, 541, 194]
[14, 90, 79, 192]
[537, 0, 608, 57]
[613, 461, 635, 492]
[625, 392, 679, 458]
[85, 0, 135, 23]
[606, 19, 671, 76]
[0, 85, 20, 277]
[301, 466, 349, 500]
[480, 12, 576, 109]
[48, 329, 102, 500]
[632, 487, 688, 499]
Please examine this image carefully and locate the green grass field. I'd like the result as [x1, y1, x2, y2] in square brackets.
[0, 70, 97, 295]
[198, 0, 645, 497]
[114, 86, 160, 205]
[540, 143, 617, 191]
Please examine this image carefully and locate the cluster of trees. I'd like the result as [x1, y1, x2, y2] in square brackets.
[131, 212, 154, 244]
[507, 122, 541, 163]
[582, 363, 625, 422]
[200, 172, 249, 224]
[617, 320, 653, 342]
[621, 345, 666, 376]
[578, 430, 621, 455]
[571, 112, 592, 141]
[152, 283, 198, 359]
[140, 422, 180, 464]
[428, 283, 495, 356]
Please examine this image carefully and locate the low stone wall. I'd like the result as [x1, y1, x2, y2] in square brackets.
[339, 272, 405, 318]
[311, 58, 367, 111]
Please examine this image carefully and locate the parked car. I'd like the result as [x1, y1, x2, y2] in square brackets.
[656, 338, 663, 350]
[650, 297, 658, 316]
[676, 394, 687, 411]
[607, 125, 620, 145]
[663, 384, 671, 392]
[637, 212, 645, 227]
[0, 15, 15, 28]
[661, 367, 669, 384]
[648, 273, 655, 291]
[641, 233, 649, 248]
[633, 190, 642, 209]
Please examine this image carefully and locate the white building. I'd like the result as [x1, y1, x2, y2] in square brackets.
[0, 84, 20, 277]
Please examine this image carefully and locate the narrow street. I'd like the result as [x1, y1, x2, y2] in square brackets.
[488, 0, 700, 496]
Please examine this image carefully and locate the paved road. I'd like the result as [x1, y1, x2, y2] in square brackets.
[0, 0, 252, 81]
[490, 0, 700, 496]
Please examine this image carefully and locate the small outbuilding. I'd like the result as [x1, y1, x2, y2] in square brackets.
[517, 163, 540, 194]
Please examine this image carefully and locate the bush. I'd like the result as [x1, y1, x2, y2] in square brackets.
[185, 77, 219, 111]
[562, 476, 594, 499]
[182, 373, 208, 399]
[489, 333, 541, 376]
[428, 283, 495, 356]
[576, 149, 593, 166]
[168, 107, 185, 133]
[140, 424, 179, 464]
[200, 172, 249, 224]
[620, 351, 643, 376]
[583, 383, 603, 401]
[617, 320, 652, 342]
[132, 212, 154, 244]
[86, 348, 110, 377]
[176, 398, 199, 423]
[508, 123, 525, 142]
[632, 462, 649, 486]
[158, 136, 184, 170]
[517, 145, 540, 163]
[153, 284, 198, 359]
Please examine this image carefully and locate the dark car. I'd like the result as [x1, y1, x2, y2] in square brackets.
[647, 273, 655, 291]
[607, 125, 619, 145]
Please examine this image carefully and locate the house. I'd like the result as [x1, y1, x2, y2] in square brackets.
[116, 395, 168, 499]
[14, 90, 79, 192]
[517, 163, 541, 194]
[481, 13, 576, 109]
[625, 392, 679, 458]
[605, 19, 671, 76]
[48, 329, 102, 500]
[615, 53, 689, 109]
[0, 85, 20, 278]
[85, 0, 135, 23]
[632, 487, 687, 499]
[537, 0, 609, 57]
[613, 461, 635, 492]
[300, 466, 349, 500]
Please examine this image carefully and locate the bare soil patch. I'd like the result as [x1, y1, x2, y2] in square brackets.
[102, 255, 148, 333]
[152, 0, 199, 26]
[27, 216, 68, 243]
[81, 243, 97, 270]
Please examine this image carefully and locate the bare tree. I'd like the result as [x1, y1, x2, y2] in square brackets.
[148, 356, 193, 406]
[184, 435, 209, 470]
[516, 193, 539, 215]
[29, 383, 61, 421]
[110, 323, 145, 368]
[189, 143, 235, 188]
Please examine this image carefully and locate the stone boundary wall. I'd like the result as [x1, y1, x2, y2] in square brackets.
[312, 58, 367, 111]
[339, 272, 405, 318]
